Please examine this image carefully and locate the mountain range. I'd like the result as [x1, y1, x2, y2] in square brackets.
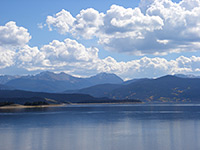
[65, 75, 200, 103]
[1, 71, 123, 93]
[1, 71, 200, 103]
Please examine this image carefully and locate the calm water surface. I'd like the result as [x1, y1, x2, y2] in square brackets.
[0, 104, 200, 150]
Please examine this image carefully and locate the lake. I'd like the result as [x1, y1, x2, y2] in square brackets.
[0, 104, 200, 150]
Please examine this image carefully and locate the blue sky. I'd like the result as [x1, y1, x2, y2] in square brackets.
[0, 0, 200, 79]
[0, 0, 142, 61]
[0, 0, 139, 45]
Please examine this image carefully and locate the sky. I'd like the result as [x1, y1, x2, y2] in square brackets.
[0, 0, 200, 79]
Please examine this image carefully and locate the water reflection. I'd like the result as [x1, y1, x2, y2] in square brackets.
[0, 104, 200, 150]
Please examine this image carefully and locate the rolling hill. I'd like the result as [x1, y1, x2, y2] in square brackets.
[0, 84, 14, 90]
[65, 83, 123, 97]
[0, 90, 141, 105]
[68, 75, 200, 103]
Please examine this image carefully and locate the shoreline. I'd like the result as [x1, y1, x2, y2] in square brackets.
[0, 102, 198, 109]
[0, 102, 142, 109]
[0, 103, 66, 109]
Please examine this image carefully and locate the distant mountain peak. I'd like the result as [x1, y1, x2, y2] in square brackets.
[95, 72, 120, 77]
[89, 72, 123, 84]
[34, 71, 72, 81]
[37, 71, 55, 76]
[59, 72, 67, 75]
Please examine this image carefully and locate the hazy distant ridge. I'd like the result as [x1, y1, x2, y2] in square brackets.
[2, 71, 123, 93]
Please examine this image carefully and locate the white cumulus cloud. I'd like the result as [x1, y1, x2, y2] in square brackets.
[0, 47, 15, 69]
[0, 21, 31, 47]
[71, 8, 104, 39]
[46, 9, 75, 34]
[1, 21, 200, 79]
[40, 38, 99, 64]
[96, 56, 200, 79]
[16, 45, 47, 71]
[45, 0, 200, 55]
[0, 21, 32, 69]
